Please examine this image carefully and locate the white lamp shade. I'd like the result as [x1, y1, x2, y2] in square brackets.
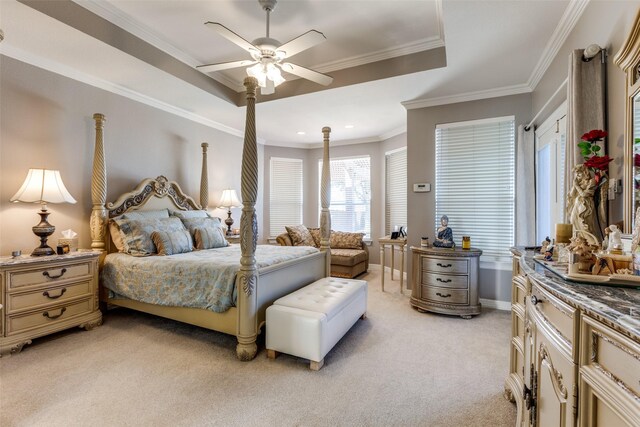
[10, 169, 77, 204]
[218, 189, 241, 208]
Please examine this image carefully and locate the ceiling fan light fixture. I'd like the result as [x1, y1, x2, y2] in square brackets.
[247, 63, 267, 87]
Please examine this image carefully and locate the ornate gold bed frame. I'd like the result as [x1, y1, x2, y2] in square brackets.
[89, 77, 333, 360]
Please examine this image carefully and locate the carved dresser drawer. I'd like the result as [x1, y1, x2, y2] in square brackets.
[530, 282, 579, 360]
[579, 314, 640, 426]
[411, 246, 482, 319]
[0, 252, 102, 356]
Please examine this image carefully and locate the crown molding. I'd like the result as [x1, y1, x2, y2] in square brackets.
[0, 45, 246, 139]
[401, 83, 531, 110]
[380, 125, 407, 141]
[527, 0, 590, 90]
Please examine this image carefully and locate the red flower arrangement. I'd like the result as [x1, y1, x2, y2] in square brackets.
[578, 129, 611, 185]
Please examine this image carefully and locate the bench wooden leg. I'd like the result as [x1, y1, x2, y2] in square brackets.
[360, 312, 367, 320]
[310, 359, 324, 371]
[266, 349, 279, 359]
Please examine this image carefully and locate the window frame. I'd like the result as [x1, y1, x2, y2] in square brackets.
[269, 157, 304, 238]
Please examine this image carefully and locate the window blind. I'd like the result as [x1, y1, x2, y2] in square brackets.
[319, 156, 371, 237]
[385, 148, 407, 235]
[270, 157, 303, 237]
[435, 117, 515, 259]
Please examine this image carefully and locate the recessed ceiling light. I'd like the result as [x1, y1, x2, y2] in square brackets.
[345, 125, 355, 129]
[297, 131, 306, 135]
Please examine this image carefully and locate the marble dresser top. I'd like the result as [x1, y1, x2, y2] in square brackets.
[0, 250, 99, 267]
[512, 247, 640, 341]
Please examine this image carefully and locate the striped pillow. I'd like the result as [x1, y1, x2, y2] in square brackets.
[151, 229, 194, 256]
[194, 227, 228, 250]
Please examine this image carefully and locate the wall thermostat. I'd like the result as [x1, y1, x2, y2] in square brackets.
[413, 183, 431, 193]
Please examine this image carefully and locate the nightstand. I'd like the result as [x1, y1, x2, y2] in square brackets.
[226, 234, 241, 244]
[0, 251, 102, 356]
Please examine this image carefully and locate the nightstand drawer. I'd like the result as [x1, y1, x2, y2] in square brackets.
[421, 257, 468, 274]
[7, 280, 92, 313]
[7, 298, 92, 335]
[422, 286, 468, 304]
[8, 261, 92, 289]
[421, 271, 468, 289]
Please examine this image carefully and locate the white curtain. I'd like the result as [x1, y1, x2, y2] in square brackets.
[516, 124, 535, 245]
[565, 49, 607, 238]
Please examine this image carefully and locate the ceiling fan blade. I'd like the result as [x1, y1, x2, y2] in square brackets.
[276, 30, 327, 58]
[197, 60, 257, 73]
[205, 22, 259, 54]
[280, 63, 333, 86]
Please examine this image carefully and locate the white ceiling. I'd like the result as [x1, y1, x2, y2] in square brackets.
[0, 0, 575, 147]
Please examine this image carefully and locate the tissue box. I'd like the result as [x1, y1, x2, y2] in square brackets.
[58, 238, 78, 252]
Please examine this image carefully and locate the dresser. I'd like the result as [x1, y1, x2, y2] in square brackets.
[0, 251, 102, 356]
[507, 248, 640, 426]
[410, 246, 482, 318]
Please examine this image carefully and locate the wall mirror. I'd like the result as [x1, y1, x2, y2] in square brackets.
[614, 8, 640, 233]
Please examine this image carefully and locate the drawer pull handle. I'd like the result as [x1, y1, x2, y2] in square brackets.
[436, 278, 452, 283]
[42, 307, 66, 320]
[43, 288, 67, 299]
[436, 263, 452, 268]
[436, 292, 452, 298]
[43, 268, 67, 280]
[531, 295, 541, 306]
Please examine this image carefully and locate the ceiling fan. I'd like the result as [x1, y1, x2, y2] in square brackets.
[197, 0, 333, 95]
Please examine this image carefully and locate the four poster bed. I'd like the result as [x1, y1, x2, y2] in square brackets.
[89, 77, 334, 360]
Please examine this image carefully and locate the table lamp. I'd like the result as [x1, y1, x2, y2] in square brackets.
[10, 169, 77, 256]
[218, 189, 241, 235]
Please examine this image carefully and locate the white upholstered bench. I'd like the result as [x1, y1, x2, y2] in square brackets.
[266, 277, 368, 370]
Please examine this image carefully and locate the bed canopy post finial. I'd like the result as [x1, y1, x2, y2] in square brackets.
[236, 76, 259, 361]
[200, 142, 209, 210]
[90, 113, 107, 251]
[320, 126, 332, 277]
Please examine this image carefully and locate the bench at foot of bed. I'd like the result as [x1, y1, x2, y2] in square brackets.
[265, 277, 368, 370]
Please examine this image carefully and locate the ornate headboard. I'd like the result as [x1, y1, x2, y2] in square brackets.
[106, 175, 201, 218]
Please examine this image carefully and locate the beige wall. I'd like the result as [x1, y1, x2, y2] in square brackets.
[531, 1, 640, 227]
[406, 94, 532, 301]
[0, 56, 252, 255]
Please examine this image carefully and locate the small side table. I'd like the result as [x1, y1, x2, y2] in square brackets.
[226, 234, 240, 244]
[378, 236, 407, 293]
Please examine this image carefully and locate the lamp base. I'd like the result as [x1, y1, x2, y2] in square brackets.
[225, 209, 234, 236]
[31, 208, 56, 257]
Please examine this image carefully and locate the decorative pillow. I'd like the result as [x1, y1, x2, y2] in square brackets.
[194, 227, 228, 250]
[108, 221, 125, 252]
[151, 229, 193, 256]
[170, 210, 209, 220]
[114, 217, 186, 256]
[180, 217, 229, 247]
[286, 225, 315, 246]
[330, 231, 365, 249]
[307, 227, 322, 247]
[122, 209, 169, 220]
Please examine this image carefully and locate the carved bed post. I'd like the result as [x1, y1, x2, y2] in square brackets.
[236, 77, 259, 361]
[320, 126, 332, 277]
[200, 142, 209, 210]
[90, 113, 107, 251]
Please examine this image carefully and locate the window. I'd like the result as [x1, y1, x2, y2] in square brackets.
[435, 117, 515, 259]
[385, 148, 407, 235]
[319, 156, 371, 237]
[270, 157, 303, 237]
[535, 105, 566, 243]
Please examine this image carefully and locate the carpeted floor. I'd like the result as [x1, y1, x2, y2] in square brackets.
[0, 268, 516, 426]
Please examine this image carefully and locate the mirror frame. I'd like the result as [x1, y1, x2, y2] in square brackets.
[614, 8, 640, 233]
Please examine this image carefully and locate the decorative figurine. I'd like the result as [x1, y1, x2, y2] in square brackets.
[433, 215, 454, 248]
[540, 236, 551, 255]
[544, 244, 554, 261]
[608, 224, 623, 253]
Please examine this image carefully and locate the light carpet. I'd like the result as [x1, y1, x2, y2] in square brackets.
[0, 268, 516, 426]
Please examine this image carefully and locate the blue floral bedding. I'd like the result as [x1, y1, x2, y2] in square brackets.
[100, 245, 319, 312]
